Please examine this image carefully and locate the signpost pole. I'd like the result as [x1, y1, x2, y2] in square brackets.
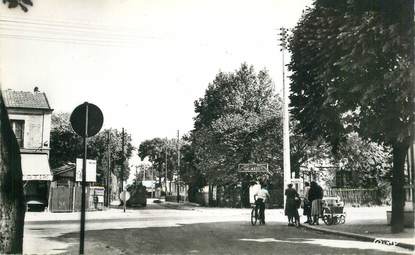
[70, 101, 103, 255]
[79, 102, 89, 255]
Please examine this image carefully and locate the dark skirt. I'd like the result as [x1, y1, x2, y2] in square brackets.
[303, 200, 311, 216]
[285, 198, 299, 218]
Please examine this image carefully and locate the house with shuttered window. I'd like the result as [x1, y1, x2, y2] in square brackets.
[3, 87, 53, 210]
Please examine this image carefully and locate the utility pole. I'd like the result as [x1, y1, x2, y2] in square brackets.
[177, 130, 180, 203]
[121, 128, 126, 212]
[165, 140, 168, 195]
[106, 130, 111, 207]
[151, 167, 154, 198]
[279, 27, 291, 210]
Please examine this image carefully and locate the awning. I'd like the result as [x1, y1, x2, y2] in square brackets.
[21, 153, 53, 181]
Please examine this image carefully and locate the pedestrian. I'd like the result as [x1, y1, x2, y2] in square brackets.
[253, 183, 270, 224]
[285, 183, 300, 227]
[308, 181, 323, 225]
[302, 182, 312, 224]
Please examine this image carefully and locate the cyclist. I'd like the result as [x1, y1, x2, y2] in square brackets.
[253, 183, 270, 224]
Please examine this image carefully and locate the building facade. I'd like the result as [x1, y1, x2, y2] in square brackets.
[3, 88, 53, 210]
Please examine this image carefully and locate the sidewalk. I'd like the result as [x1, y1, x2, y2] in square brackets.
[298, 206, 414, 251]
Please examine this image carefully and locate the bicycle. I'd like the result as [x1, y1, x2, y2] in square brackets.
[251, 201, 265, 225]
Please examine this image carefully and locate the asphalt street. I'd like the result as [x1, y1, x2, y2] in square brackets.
[24, 205, 413, 255]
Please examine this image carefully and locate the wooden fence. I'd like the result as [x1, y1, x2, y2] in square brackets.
[325, 188, 384, 206]
[49, 186, 90, 212]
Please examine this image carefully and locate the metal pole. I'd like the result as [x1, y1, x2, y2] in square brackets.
[177, 130, 180, 203]
[106, 130, 111, 207]
[121, 128, 125, 212]
[279, 27, 291, 210]
[151, 167, 154, 198]
[165, 142, 168, 195]
[79, 102, 89, 255]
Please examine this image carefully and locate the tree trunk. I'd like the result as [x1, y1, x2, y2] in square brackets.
[241, 180, 250, 208]
[208, 184, 213, 207]
[391, 141, 409, 233]
[0, 94, 25, 253]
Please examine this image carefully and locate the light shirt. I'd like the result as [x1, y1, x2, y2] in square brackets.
[254, 188, 270, 202]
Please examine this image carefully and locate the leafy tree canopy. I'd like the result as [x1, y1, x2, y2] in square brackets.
[138, 137, 178, 181]
[50, 113, 134, 183]
[288, 0, 414, 148]
[2, 0, 33, 12]
[192, 63, 283, 186]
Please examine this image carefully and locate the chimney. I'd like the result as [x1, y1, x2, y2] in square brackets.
[34, 86, 39, 93]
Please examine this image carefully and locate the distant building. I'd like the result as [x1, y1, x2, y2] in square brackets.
[3, 87, 53, 210]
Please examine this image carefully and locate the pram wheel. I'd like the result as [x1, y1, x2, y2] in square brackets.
[339, 215, 346, 224]
[322, 207, 334, 225]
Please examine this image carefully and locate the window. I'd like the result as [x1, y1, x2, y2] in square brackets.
[11, 120, 24, 148]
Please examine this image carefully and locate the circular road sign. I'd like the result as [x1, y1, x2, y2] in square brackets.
[70, 102, 103, 137]
[119, 191, 131, 202]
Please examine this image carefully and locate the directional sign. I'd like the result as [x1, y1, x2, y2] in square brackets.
[238, 163, 270, 174]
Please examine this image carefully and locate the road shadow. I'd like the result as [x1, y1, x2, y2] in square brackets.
[52, 221, 410, 255]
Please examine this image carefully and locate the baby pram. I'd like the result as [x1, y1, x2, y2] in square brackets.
[321, 196, 346, 225]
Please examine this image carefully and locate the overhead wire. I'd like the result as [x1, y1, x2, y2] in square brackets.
[0, 15, 171, 47]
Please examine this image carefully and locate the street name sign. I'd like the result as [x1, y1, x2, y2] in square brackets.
[238, 163, 270, 174]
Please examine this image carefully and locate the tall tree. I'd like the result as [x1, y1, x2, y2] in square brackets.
[0, 2, 32, 252]
[0, 94, 25, 253]
[288, 0, 414, 232]
[192, 63, 284, 207]
[138, 137, 177, 186]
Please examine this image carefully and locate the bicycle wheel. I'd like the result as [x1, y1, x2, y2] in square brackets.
[251, 207, 258, 225]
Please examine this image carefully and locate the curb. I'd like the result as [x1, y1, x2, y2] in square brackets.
[300, 224, 414, 251]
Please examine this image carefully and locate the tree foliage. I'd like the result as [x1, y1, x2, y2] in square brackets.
[2, 0, 33, 12]
[288, 0, 414, 232]
[192, 63, 283, 187]
[138, 137, 178, 183]
[289, 0, 413, 147]
[50, 113, 134, 183]
[336, 133, 392, 188]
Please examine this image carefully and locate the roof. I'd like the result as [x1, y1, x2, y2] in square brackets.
[51, 162, 76, 176]
[2, 89, 52, 110]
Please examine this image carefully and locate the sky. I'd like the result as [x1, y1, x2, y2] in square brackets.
[0, 0, 312, 169]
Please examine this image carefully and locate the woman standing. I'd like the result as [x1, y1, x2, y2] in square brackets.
[308, 181, 323, 225]
[285, 184, 300, 226]
[302, 182, 312, 224]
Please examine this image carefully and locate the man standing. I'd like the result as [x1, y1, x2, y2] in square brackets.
[253, 183, 270, 224]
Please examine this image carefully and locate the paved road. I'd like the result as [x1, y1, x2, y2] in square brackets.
[24, 206, 412, 254]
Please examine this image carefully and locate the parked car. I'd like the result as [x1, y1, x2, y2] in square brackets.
[26, 200, 46, 212]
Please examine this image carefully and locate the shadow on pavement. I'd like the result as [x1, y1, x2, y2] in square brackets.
[53, 221, 411, 255]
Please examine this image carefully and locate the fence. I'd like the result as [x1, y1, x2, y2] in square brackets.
[325, 188, 384, 206]
[49, 186, 92, 212]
